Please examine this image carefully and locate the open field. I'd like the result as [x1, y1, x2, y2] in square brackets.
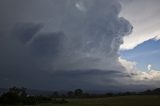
[17, 95, 160, 106]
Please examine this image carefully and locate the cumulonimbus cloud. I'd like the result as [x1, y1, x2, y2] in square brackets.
[1, 0, 159, 90]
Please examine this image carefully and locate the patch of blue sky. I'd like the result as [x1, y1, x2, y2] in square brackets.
[120, 39, 160, 71]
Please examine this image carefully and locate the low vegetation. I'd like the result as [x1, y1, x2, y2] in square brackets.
[0, 87, 67, 105]
[0, 87, 160, 105]
[54, 96, 160, 106]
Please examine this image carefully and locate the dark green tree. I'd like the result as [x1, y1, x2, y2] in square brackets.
[74, 89, 83, 97]
[67, 91, 74, 97]
[0, 87, 27, 105]
[52, 91, 59, 98]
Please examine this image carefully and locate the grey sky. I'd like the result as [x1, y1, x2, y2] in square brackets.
[120, 0, 160, 50]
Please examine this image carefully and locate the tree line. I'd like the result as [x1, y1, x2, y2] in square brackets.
[0, 87, 67, 105]
[0, 87, 160, 105]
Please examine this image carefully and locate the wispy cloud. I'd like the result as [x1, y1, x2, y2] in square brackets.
[120, 0, 160, 50]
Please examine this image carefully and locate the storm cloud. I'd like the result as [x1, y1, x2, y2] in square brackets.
[0, 0, 139, 90]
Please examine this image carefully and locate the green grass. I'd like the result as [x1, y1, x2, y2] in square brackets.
[3, 95, 160, 106]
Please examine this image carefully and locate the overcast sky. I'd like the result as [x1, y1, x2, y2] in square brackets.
[0, 0, 160, 91]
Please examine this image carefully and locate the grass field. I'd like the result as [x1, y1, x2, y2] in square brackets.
[21, 95, 160, 106]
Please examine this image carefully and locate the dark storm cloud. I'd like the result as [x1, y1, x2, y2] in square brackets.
[0, 23, 42, 87]
[12, 23, 43, 44]
[0, 0, 134, 90]
[30, 32, 64, 57]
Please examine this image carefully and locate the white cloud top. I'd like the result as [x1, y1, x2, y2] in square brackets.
[147, 64, 152, 71]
